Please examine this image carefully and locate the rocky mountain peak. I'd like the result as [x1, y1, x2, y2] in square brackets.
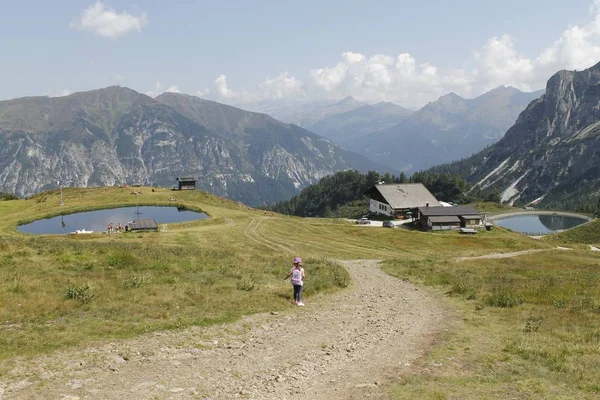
[433, 62, 600, 208]
[336, 96, 362, 106]
[0, 86, 383, 205]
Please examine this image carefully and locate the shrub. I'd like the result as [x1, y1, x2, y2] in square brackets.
[64, 281, 95, 304]
[236, 276, 256, 291]
[484, 290, 523, 308]
[123, 272, 152, 289]
[8, 275, 23, 293]
[0, 192, 18, 201]
[332, 269, 349, 288]
[524, 315, 542, 332]
[106, 251, 137, 268]
[448, 281, 477, 299]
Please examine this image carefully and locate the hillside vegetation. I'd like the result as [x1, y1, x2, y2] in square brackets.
[0, 186, 599, 398]
[269, 169, 472, 217]
[546, 219, 600, 244]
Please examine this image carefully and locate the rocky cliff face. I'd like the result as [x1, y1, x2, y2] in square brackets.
[0, 87, 382, 206]
[435, 63, 600, 207]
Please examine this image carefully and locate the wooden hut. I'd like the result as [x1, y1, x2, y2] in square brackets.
[176, 177, 196, 190]
[417, 206, 482, 231]
[128, 219, 158, 232]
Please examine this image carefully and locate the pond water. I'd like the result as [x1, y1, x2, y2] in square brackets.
[18, 206, 208, 235]
[494, 213, 588, 235]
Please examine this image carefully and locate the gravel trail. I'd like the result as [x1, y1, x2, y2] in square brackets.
[455, 246, 573, 261]
[1, 260, 451, 400]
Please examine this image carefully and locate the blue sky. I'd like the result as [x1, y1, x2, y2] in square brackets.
[1, 0, 599, 107]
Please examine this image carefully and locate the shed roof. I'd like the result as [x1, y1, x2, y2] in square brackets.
[428, 216, 461, 223]
[129, 219, 158, 230]
[461, 214, 483, 220]
[177, 177, 196, 182]
[418, 206, 480, 217]
[370, 183, 440, 210]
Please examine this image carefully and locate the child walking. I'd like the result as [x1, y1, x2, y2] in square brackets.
[284, 256, 305, 306]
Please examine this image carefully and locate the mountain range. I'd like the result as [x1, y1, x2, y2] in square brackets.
[429, 62, 600, 208]
[0, 87, 383, 206]
[310, 101, 413, 147]
[246, 96, 368, 129]
[350, 86, 544, 174]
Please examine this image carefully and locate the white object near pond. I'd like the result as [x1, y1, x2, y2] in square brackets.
[71, 229, 94, 234]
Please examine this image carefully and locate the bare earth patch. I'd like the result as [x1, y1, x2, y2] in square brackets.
[1, 260, 452, 400]
[455, 246, 573, 261]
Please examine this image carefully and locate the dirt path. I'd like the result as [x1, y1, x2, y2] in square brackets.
[0, 260, 452, 400]
[455, 246, 572, 261]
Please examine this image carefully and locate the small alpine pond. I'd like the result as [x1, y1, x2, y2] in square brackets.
[18, 206, 208, 234]
[494, 213, 588, 235]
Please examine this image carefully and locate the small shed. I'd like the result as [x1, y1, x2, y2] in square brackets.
[176, 177, 196, 190]
[417, 206, 483, 230]
[428, 216, 461, 231]
[460, 214, 483, 227]
[128, 219, 158, 232]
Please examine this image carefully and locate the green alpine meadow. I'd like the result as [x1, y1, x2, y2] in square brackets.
[0, 186, 598, 398]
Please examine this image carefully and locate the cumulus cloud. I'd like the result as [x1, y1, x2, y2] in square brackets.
[202, 2, 600, 108]
[258, 73, 304, 100]
[145, 81, 180, 98]
[50, 89, 73, 98]
[70, 2, 148, 39]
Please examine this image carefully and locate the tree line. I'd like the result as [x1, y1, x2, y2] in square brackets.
[267, 170, 477, 218]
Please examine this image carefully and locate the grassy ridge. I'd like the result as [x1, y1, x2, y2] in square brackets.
[547, 219, 600, 244]
[0, 187, 599, 398]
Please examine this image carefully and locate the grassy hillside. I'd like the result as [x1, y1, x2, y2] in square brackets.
[545, 219, 600, 244]
[0, 186, 599, 398]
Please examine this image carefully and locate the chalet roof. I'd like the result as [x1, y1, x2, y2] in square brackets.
[371, 184, 440, 210]
[418, 206, 480, 217]
[428, 216, 461, 223]
[462, 214, 483, 220]
[129, 219, 158, 230]
[176, 177, 196, 182]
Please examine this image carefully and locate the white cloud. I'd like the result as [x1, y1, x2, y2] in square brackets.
[50, 89, 73, 98]
[202, 2, 600, 108]
[212, 74, 258, 103]
[145, 81, 180, 98]
[473, 34, 536, 91]
[258, 73, 304, 100]
[70, 2, 148, 39]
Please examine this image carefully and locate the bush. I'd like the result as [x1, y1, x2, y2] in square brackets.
[123, 272, 152, 289]
[64, 281, 95, 304]
[0, 192, 18, 201]
[484, 290, 523, 308]
[106, 251, 138, 268]
[236, 276, 256, 291]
